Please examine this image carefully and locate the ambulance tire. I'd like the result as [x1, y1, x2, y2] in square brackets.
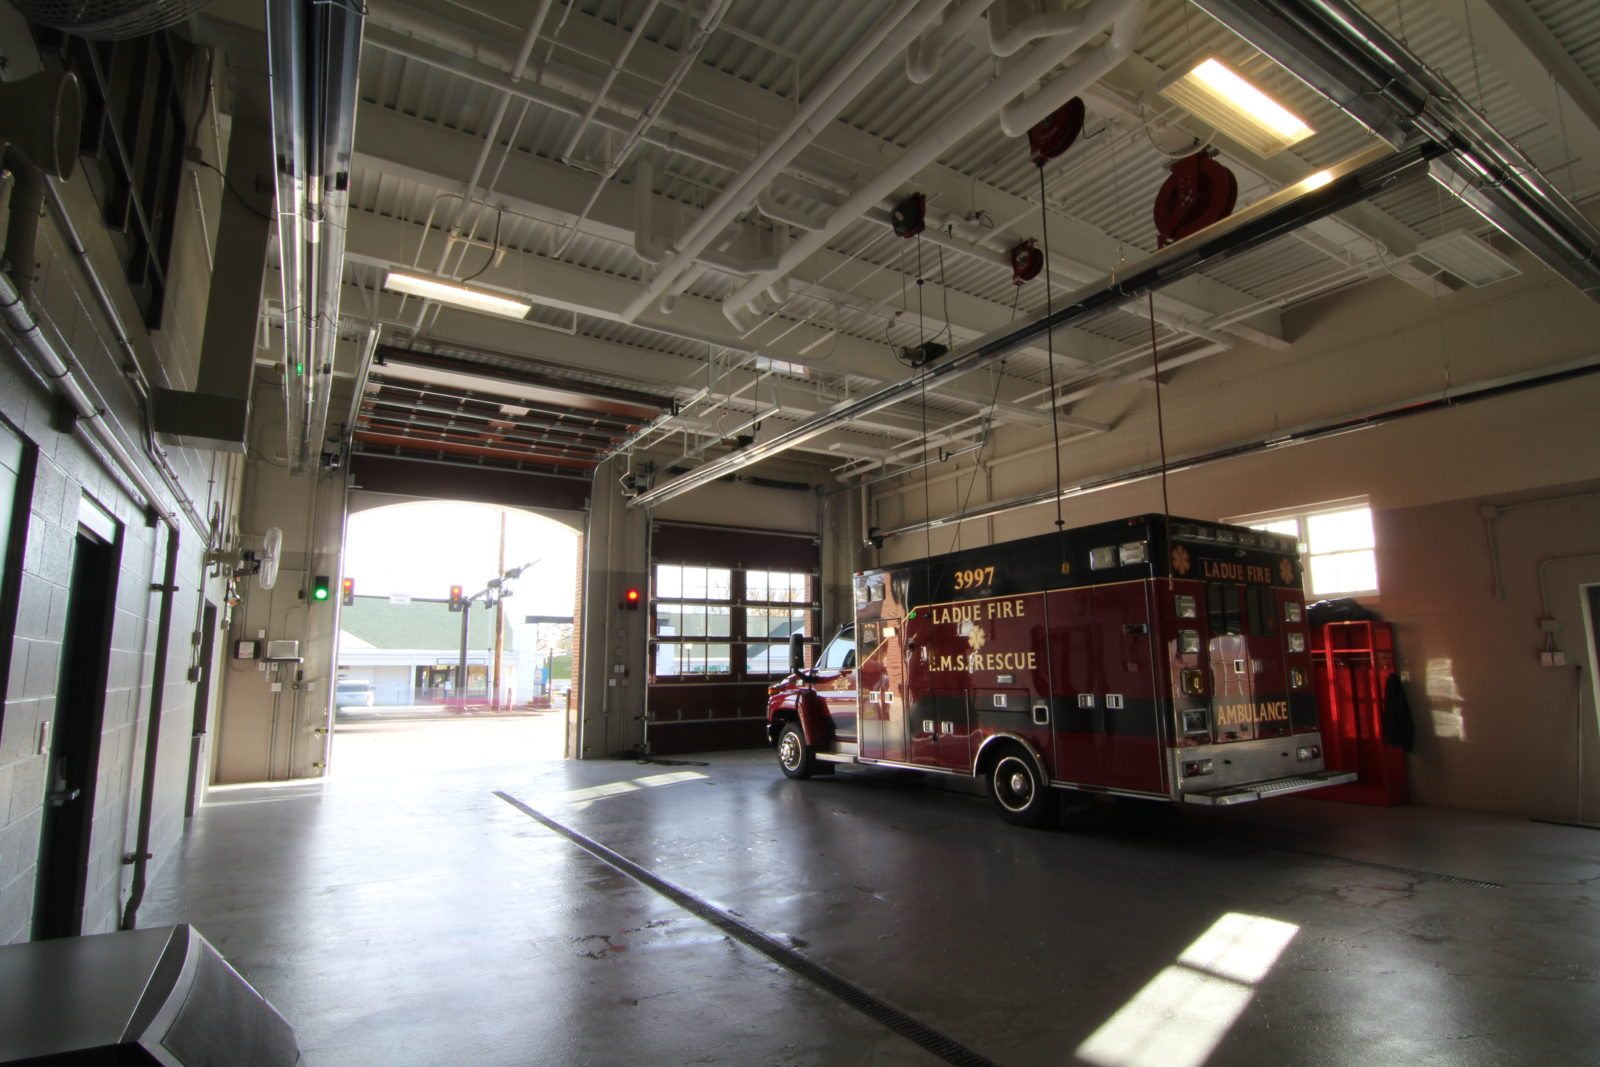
[989, 750, 1055, 828]
[777, 722, 814, 780]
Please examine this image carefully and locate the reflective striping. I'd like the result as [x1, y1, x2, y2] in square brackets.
[495, 791, 1002, 1067]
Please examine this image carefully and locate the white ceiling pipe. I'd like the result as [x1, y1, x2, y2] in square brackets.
[634, 156, 671, 264]
[998, 1, 1141, 136]
[722, 0, 1137, 325]
[756, 188, 829, 230]
[619, 0, 954, 322]
[370, 3, 1232, 356]
[908, 0, 999, 82]
[991, 0, 1092, 57]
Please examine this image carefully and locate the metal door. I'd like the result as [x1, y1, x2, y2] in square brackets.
[1092, 582, 1166, 794]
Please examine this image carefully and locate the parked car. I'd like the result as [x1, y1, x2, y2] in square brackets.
[334, 679, 377, 721]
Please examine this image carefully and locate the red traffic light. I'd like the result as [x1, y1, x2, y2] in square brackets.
[623, 588, 641, 610]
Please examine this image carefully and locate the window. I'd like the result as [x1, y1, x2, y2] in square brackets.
[1234, 501, 1378, 597]
[653, 564, 732, 677]
[819, 627, 856, 671]
[743, 569, 811, 676]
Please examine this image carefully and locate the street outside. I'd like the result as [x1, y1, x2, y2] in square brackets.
[328, 709, 566, 781]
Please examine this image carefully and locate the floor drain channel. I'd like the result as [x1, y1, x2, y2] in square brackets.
[1254, 842, 1503, 890]
[495, 791, 999, 1067]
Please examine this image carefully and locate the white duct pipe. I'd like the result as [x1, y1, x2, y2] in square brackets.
[756, 187, 829, 230]
[723, 0, 1138, 324]
[634, 156, 670, 263]
[991, 0, 1094, 58]
[620, 0, 954, 322]
[998, 0, 1141, 135]
[907, 0, 998, 82]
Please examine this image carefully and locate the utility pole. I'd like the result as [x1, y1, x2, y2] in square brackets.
[492, 511, 507, 709]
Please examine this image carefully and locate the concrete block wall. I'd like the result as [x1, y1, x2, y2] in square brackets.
[0, 12, 241, 941]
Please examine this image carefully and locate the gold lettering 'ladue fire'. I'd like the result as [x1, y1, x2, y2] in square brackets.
[1214, 700, 1290, 726]
[932, 650, 1039, 672]
[929, 598, 1028, 625]
[1201, 560, 1275, 584]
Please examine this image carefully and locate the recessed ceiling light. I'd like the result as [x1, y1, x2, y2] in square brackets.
[1158, 56, 1314, 158]
[382, 271, 531, 319]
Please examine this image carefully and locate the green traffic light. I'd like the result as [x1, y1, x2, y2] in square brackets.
[313, 587, 329, 600]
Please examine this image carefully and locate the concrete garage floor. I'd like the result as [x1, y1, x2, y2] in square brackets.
[143, 744, 1600, 1067]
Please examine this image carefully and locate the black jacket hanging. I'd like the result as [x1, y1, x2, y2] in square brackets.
[1382, 672, 1415, 752]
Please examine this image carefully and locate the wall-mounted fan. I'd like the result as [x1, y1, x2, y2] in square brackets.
[256, 527, 283, 591]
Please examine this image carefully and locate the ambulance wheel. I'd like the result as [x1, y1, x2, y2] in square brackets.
[989, 752, 1054, 828]
[777, 723, 814, 780]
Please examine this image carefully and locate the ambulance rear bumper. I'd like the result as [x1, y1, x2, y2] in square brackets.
[1180, 770, 1358, 806]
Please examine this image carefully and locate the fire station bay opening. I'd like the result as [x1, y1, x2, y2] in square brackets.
[1, 1, 1599, 1065]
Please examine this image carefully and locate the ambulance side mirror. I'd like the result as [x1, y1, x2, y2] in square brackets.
[789, 632, 807, 674]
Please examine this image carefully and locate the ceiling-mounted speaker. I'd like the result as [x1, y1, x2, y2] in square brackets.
[1009, 238, 1043, 285]
[891, 192, 927, 238]
[1153, 151, 1238, 248]
[0, 70, 83, 180]
[1027, 97, 1085, 165]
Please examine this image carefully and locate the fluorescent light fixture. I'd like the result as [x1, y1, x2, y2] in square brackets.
[1158, 56, 1314, 158]
[382, 271, 531, 319]
[1301, 169, 1334, 191]
[1415, 230, 1521, 287]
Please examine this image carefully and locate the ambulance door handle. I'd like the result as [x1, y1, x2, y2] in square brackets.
[1123, 623, 1148, 635]
[1032, 704, 1049, 726]
[1105, 694, 1125, 710]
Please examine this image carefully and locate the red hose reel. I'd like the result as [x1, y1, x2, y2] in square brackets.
[1152, 151, 1238, 247]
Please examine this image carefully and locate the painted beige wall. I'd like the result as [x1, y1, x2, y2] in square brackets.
[864, 260, 1600, 815]
[213, 376, 350, 783]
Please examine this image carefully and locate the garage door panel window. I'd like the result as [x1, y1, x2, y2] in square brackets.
[653, 565, 734, 679]
[746, 606, 809, 677]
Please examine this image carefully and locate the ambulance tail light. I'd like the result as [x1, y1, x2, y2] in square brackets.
[1183, 758, 1215, 778]
[1118, 541, 1148, 565]
[1179, 629, 1201, 654]
[1181, 669, 1206, 695]
[1175, 594, 1197, 619]
[1290, 667, 1307, 689]
[1089, 546, 1117, 570]
[1284, 601, 1303, 623]
[1296, 745, 1321, 762]
[1286, 632, 1306, 653]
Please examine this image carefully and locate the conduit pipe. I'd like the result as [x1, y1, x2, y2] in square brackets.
[551, 0, 735, 259]
[627, 140, 1436, 509]
[998, 0, 1141, 136]
[722, 0, 1141, 325]
[0, 271, 179, 528]
[120, 521, 179, 930]
[370, 13, 1230, 354]
[908, 0, 998, 82]
[873, 354, 1600, 541]
[619, 0, 954, 322]
[558, 0, 664, 165]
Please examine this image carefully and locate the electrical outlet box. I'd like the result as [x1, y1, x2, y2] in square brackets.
[1539, 651, 1568, 667]
[234, 639, 258, 660]
[37, 720, 50, 756]
[270, 681, 283, 692]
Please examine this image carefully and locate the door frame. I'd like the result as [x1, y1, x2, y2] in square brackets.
[34, 506, 123, 939]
